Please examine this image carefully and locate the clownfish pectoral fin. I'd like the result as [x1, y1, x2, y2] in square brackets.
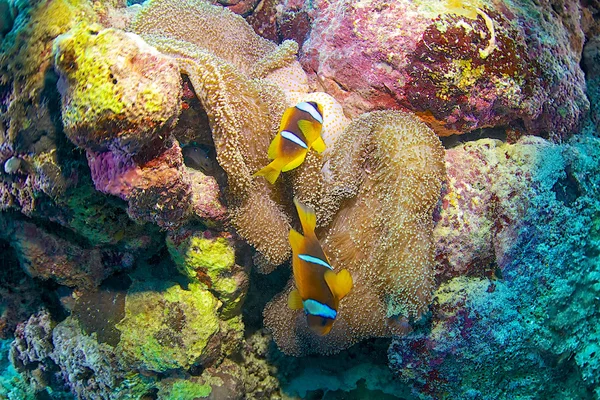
[311, 136, 326, 153]
[324, 269, 353, 300]
[293, 198, 316, 235]
[281, 151, 308, 172]
[297, 120, 326, 153]
[288, 289, 304, 310]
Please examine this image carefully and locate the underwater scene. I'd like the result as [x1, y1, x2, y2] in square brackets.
[0, 0, 599, 398]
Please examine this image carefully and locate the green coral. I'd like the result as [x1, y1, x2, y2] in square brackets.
[52, 20, 182, 150]
[0, 0, 96, 140]
[167, 233, 245, 317]
[116, 281, 220, 373]
[158, 379, 212, 399]
[53, 22, 126, 128]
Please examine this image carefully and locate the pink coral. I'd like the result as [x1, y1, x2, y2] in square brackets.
[301, 0, 588, 139]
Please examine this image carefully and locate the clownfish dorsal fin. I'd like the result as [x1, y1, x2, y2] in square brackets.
[288, 228, 304, 252]
[324, 269, 353, 301]
[288, 289, 304, 310]
[293, 198, 316, 236]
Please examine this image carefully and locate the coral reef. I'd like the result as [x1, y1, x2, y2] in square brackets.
[264, 110, 446, 356]
[1, 215, 131, 289]
[115, 280, 222, 372]
[434, 136, 562, 278]
[0, 0, 96, 218]
[584, 34, 600, 130]
[53, 22, 181, 154]
[0, 0, 598, 398]
[301, 0, 589, 139]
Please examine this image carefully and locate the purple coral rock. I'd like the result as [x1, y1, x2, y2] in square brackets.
[89, 141, 194, 229]
[187, 168, 228, 224]
[301, 0, 588, 139]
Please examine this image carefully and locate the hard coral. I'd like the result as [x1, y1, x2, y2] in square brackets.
[53, 22, 181, 153]
[434, 136, 563, 279]
[264, 111, 446, 356]
[167, 227, 249, 318]
[0, 0, 96, 217]
[389, 132, 600, 398]
[115, 280, 227, 372]
[3, 218, 129, 289]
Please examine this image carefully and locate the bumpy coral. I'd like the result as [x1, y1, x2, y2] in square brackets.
[301, 0, 588, 139]
[129, 0, 311, 264]
[53, 21, 181, 153]
[0, 0, 99, 218]
[115, 280, 244, 372]
[167, 227, 249, 318]
[264, 111, 446, 355]
[52, 316, 156, 400]
[389, 131, 600, 398]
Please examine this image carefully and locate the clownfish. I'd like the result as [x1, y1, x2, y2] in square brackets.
[254, 101, 326, 184]
[287, 198, 353, 336]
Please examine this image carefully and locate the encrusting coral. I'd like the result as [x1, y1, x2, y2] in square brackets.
[167, 227, 249, 318]
[264, 110, 446, 356]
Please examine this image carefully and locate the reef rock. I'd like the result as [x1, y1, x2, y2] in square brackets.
[115, 280, 244, 372]
[389, 132, 600, 398]
[434, 136, 565, 279]
[301, 0, 589, 139]
[1, 218, 130, 289]
[53, 22, 181, 154]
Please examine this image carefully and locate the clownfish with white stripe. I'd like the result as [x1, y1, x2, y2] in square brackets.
[287, 198, 353, 336]
[254, 101, 326, 184]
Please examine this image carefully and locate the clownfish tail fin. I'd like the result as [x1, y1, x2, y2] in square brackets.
[293, 198, 317, 235]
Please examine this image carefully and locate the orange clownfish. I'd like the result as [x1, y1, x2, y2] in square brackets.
[287, 198, 353, 336]
[254, 101, 326, 184]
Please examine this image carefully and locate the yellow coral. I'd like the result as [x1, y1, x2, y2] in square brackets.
[264, 111, 446, 355]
